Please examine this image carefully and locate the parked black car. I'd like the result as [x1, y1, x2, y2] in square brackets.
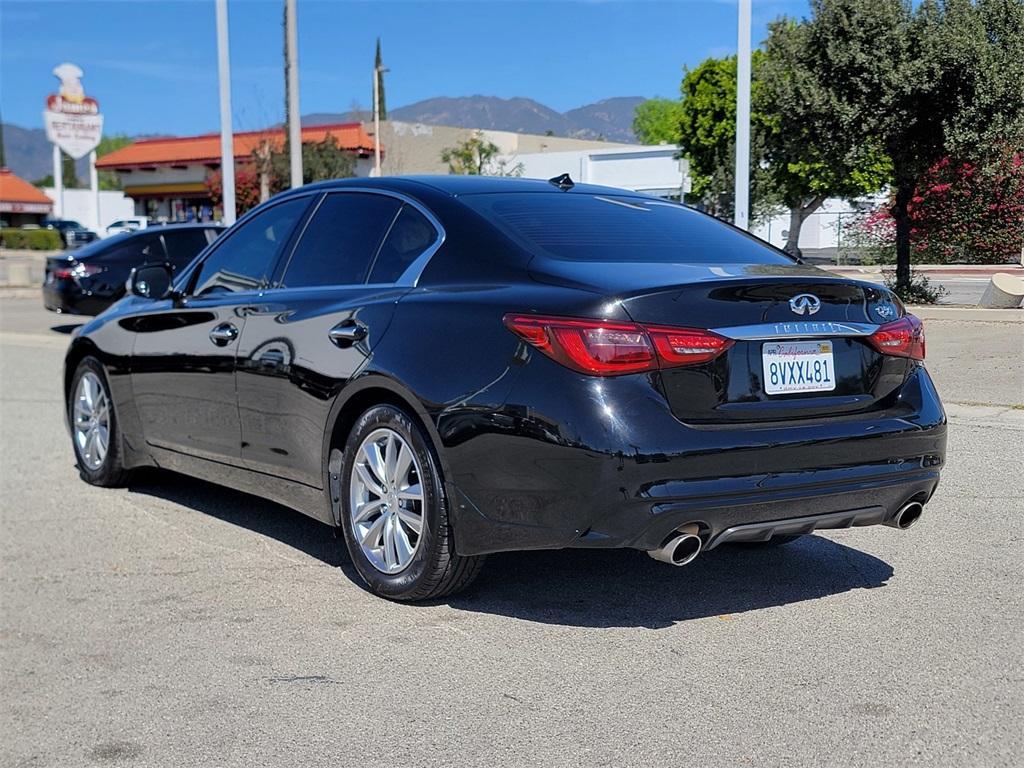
[44, 224, 223, 315]
[41, 218, 100, 248]
[62, 177, 946, 601]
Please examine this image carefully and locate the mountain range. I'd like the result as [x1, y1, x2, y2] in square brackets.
[1, 95, 645, 182]
[304, 95, 645, 143]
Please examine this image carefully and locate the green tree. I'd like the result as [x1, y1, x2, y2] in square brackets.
[61, 152, 79, 188]
[95, 134, 133, 190]
[804, 0, 1024, 293]
[440, 132, 523, 176]
[677, 54, 774, 218]
[632, 98, 684, 145]
[758, 18, 890, 256]
[269, 133, 357, 188]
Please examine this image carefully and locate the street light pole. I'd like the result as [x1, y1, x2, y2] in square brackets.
[734, 0, 752, 230]
[215, 0, 236, 225]
[285, 0, 302, 189]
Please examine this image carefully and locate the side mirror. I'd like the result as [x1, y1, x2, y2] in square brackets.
[128, 263, 175, 300]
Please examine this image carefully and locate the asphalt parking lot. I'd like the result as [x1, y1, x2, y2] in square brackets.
[1, 297, 1022, 767]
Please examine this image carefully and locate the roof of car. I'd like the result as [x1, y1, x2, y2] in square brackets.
[138, 223, 224, 232]
[294, 174, 643, 198]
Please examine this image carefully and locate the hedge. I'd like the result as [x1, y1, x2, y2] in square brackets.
[0, 228, 63, 250]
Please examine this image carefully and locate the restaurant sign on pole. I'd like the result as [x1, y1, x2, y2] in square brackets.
[43, 63, 103, 159]
[43, 63, 104, 222]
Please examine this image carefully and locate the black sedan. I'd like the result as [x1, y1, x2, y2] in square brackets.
[62, 176, 946, 601]
[42, 218, 99, 248]
[44, 223, 223, 315]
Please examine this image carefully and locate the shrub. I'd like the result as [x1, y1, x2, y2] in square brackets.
[0, 228, 63, 250]
[841, 150, 1024, 266]
[881, 269, 947, 305]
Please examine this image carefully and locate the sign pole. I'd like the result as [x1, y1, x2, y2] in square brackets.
[734, 0, 752, 230]
[89, 150, 100, 231]
[52, 145, 63, 219]
[215, 0, 236, 225]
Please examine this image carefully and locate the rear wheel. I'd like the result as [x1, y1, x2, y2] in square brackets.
[69, 357, 131, 487]
[339, 405, 484, 601]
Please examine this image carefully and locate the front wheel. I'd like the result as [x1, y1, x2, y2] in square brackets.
[339, 405, 484, 601]
[69, 357, 131, 487]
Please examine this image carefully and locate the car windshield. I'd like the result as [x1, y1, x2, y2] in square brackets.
[461, 192, 794, 265]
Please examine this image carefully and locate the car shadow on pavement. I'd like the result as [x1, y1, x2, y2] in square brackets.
[128, 470, 894, 629]
[452, 542, 893, 628]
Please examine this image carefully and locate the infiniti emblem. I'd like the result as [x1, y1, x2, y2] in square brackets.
[789, 293, 821, 316]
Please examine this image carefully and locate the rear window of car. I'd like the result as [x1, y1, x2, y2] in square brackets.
[460, 193, 793, 265]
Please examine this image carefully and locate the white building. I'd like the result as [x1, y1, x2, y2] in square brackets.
[499, 145, 690, 199]
[42, 187, 135, 234]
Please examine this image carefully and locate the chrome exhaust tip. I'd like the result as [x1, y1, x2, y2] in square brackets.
[647, 533, 703, 567]
[887, 501, 924, 530]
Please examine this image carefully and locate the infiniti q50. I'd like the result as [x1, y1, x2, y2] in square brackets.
[63, 176, 946, 601]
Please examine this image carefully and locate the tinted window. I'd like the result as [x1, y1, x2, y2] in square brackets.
[281, 193, 400, 288]
[368, 204, 437, 283]
[193, 198, 308, 295]
[87, 233, 165, 265]
[461, 193, 793, 265]
[163, 228, 217, 270]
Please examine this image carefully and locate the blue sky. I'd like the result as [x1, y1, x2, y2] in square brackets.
[1, 0, 810, 136]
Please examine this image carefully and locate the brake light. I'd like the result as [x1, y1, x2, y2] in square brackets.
[867, 314, 926, 360]
[503, 314, 733, 375]
[51, 263, 102, 281]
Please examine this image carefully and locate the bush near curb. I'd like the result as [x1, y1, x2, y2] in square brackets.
[1, 229, 63, 250]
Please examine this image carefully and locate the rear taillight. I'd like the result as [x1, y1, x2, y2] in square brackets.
[867, 314, 926, 361]
[503, 314, 733, 376]
[51, 263, 102, 281]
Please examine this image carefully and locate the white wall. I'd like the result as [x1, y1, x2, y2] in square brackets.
[44, 187, 136, 234]
[751, 194, 888, 252]
[500, 146, 689, 197]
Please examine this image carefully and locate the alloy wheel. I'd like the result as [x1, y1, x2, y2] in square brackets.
[73, 372, 109, 471]
[349, 427, 425, 574]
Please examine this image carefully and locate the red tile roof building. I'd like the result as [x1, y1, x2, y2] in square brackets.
[96, 123, 378, 221]
[96, 123, 376, 170]
[0, 168, 54, 226]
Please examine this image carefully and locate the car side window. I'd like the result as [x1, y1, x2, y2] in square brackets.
[192, 198, 308, 296]
[280, 192, 401, 288]
[162, 229, 215, 271]
[367, 204, 438, 284]
[96, 233, 165, 264]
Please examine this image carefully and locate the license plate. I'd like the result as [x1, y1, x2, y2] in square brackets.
[762, 340, 836, 395]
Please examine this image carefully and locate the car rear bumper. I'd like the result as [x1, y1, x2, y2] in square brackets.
[441, 361, 946, 556]
[42, 281, 108, 316]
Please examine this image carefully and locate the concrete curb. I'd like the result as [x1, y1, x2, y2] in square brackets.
[823, 264, 1023, 275]
[908, 306, 1023, 322]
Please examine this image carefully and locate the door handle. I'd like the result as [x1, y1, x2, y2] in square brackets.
[328, 322, 367, 347]
[209, 322, 239, 347]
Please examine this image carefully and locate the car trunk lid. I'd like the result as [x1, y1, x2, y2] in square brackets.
[529, 259, 910, 423]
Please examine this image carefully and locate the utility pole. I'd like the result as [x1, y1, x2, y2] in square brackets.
[373, 41, 388, 177]
[215, 0, 236, 224]
[285, 0, 302, 189]
[734, 0, 752, 230]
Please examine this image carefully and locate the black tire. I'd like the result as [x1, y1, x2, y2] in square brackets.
[730, 534, 804, 548]
[68, 357, 132, 487]
[338, 405, 484, 601]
